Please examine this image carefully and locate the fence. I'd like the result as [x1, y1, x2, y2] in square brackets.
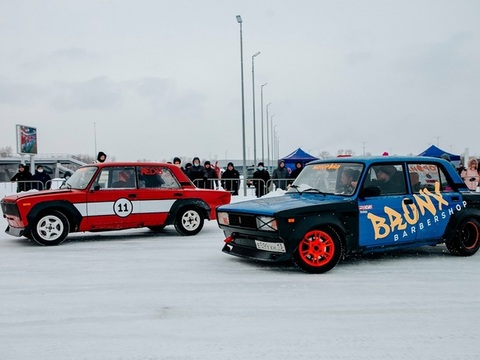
[0, 179, 66, 194]
[192, 177, 292, 196]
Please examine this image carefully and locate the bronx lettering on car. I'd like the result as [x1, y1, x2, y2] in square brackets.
[366, 181, 466, 241]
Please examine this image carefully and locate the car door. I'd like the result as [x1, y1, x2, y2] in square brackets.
[85, 166, 143, 230]
[357, 163, 416, 248]
[406, 162, 464, 241]
[135, 165, 181, 227]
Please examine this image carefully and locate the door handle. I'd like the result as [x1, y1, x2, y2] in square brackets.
[403, 198, 413, 204]
[174, 192, 183, 197]
[128, 194, 137, 198]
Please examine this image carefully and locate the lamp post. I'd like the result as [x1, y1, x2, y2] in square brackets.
[273, 124, 278, 161]
[260, 83, 268, 164]
[251, 51, 260, 167]
[266, 103, 272, 171]
[270, 114, 276, 170]
[236, 15, 247, 196]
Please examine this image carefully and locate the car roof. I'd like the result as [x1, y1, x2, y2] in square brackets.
[307, 156, 450, 165]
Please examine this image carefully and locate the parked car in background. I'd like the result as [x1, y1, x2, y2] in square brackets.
[217, 156, 480, 273]
[1, 162, 231, 245]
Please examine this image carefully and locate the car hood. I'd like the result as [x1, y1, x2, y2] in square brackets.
[1, 188, 78, 202]
[217, 193, 351, 216]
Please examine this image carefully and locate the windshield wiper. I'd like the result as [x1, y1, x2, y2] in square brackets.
[300, 187, 326, 196]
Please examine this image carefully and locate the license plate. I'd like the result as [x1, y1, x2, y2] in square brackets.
[255, 240, 286, 253]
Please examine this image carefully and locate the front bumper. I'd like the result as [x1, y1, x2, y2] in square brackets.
[5, 225, 26, 237]
[222, 235, 292, 262]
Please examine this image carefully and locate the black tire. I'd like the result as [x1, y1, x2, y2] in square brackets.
[174, 207, 204, 236]
[292, 226, 343, 274]
[446, 218, 480, 256]
[30, 210, 70, 246]
[148, 225, 166, 232]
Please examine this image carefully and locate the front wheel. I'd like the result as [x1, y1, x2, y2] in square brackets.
[174, 207, 204, 236]
[31, 210, 70, 246]
[292, 227, 343, 274]
[446, 218, 480, 256]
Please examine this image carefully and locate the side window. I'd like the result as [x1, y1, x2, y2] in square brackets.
[408, 164, 453, 193]
[94, 167, 136, 189]
[363, 164, 406, 196]
[138, 166, 180, 189]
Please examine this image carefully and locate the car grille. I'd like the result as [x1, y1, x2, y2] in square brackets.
[228, 213, 257, 230]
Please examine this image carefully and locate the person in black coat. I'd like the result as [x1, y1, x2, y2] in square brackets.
[11, 164, 33, 192]
[203, 161, 218, 189]
[187, 157, 205, 187]
[252, 162, 271, 197]
[289, 161, 303, 181]
[221, 162, 240, 195]
[32, 165, 52, 190]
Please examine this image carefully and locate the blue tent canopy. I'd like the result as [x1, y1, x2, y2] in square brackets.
[280, 148, 319, 172]
[418, 145, 460, 161]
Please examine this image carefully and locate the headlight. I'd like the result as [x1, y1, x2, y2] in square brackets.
[256, 216, 277, 231]
[217, 212, 229, 225]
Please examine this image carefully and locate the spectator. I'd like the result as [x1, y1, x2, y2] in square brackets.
[94, 151, 107, 163]
[271, 160, 289, 190]
[203, 161, 219, 189]
[187, 157, 205, 187]
[460, 158, 479, 191]
[252, 162, 270, 197]
[11, 164, 33, 192]
[289, 161, 303, 182]
[32, 165, 52, 190]
[221, 162, 240, 195]
[440, 153, 456, 169]
[173, 157, 185, 173]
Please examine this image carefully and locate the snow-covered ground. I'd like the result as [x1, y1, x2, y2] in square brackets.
[1, 184, 479, 360]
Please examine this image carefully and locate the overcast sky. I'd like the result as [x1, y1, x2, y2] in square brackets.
[1, 1, 479, 163]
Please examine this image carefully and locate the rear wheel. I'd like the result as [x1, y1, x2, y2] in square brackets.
[293, 227, 343, 274]
[174, 207, 204, 236]
[30, 210, 70, 246]
[446, 218, 480, 256]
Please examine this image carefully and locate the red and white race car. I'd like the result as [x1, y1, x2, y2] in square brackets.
[1, 162, 231, 245]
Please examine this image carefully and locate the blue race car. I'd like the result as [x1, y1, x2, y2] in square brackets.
[216, 156, 480, 273]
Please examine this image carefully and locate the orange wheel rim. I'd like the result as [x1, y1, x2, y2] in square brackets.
[299, 230, 335, 267]
[463, 221, 480, 250]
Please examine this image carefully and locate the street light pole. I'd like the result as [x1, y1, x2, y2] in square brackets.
[251, 51, 260, 167]
[236, 15, 247, 196]
[260, 83, 268, 164]
[270, 114, 276, 170]
[266, 104, 272, 171]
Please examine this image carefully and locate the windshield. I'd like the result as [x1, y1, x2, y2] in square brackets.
[287, 162, 364, 195]
[63, 166, 98, 189]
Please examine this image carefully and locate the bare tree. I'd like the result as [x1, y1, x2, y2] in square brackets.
[0, 146, 13, 157]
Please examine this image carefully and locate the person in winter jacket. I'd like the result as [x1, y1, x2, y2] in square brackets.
[460, 157, 479, 191]
[173, 156, 187, 174]
[221, 162, 240, 195]
[187, 157, 205, 187]
[32, 165, 52, 190]
[289, 161, 303, 181]
[252, 162, 271, 197]
[11, 164, 33, 192]
[271, 160, 289, 190]
[203, 161, 219, 189]
[94, 151, 107, 163]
